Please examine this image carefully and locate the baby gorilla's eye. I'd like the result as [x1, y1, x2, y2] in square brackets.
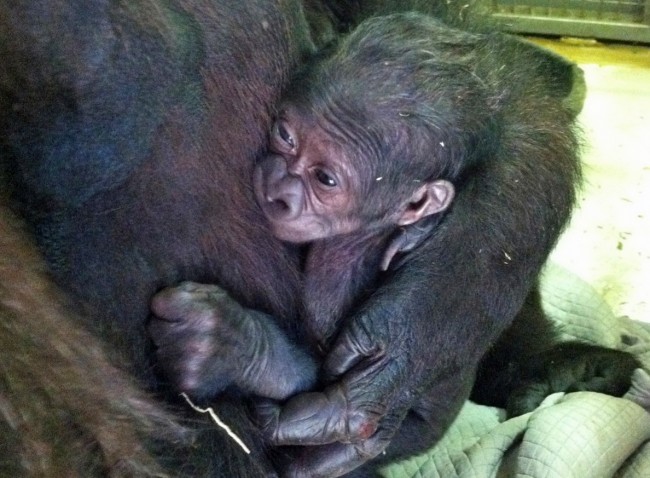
[314, 169, 337, 187]
[276, 122, 295, 149]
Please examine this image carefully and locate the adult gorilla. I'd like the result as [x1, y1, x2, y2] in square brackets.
[0, 0, 580, 477]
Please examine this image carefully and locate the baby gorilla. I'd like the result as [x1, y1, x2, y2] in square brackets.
[149, 13, 470, 399]
[150, 8, 513, 404]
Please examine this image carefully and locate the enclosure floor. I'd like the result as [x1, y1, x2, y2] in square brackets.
[530, 37, 650, 323]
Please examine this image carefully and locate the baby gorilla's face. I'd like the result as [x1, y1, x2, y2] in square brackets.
[254, 101, 456, 244]
[254, 105, 363, 243]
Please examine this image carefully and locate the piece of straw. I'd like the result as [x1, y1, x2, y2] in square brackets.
[181, 392, 251, 454]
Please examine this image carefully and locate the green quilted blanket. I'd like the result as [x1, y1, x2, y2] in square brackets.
[382, 262, 650, 478]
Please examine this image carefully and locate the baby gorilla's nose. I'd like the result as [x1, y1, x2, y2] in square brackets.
[264, 173, 304, 221]
[254, 155, 306, 222]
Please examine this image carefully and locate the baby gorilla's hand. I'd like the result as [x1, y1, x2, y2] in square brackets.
[149, 282, 244, 398]
[149, 282, 317, 400]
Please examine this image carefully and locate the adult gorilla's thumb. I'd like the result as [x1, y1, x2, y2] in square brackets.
[324, 316, 384, 379]
[255, 387, 376, 446]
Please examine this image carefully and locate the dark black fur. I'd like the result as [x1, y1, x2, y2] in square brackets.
[0, 1, 637, 477]
[473, 287, 640, 417]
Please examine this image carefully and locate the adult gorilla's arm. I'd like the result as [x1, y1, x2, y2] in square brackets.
[262, 39, 583, 477]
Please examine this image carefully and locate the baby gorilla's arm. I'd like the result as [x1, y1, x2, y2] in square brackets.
[149, 282, 317, 400]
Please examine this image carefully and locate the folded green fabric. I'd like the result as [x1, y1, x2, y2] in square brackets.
[383, 262, 650, 478]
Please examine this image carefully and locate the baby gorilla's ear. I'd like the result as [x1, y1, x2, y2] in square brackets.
[397, 180, 455, 226]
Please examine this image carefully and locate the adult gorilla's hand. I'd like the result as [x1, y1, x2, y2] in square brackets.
[258, 264, 480, 477]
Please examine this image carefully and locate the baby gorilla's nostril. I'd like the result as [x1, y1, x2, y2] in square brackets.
[267, 198, 291, 217]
